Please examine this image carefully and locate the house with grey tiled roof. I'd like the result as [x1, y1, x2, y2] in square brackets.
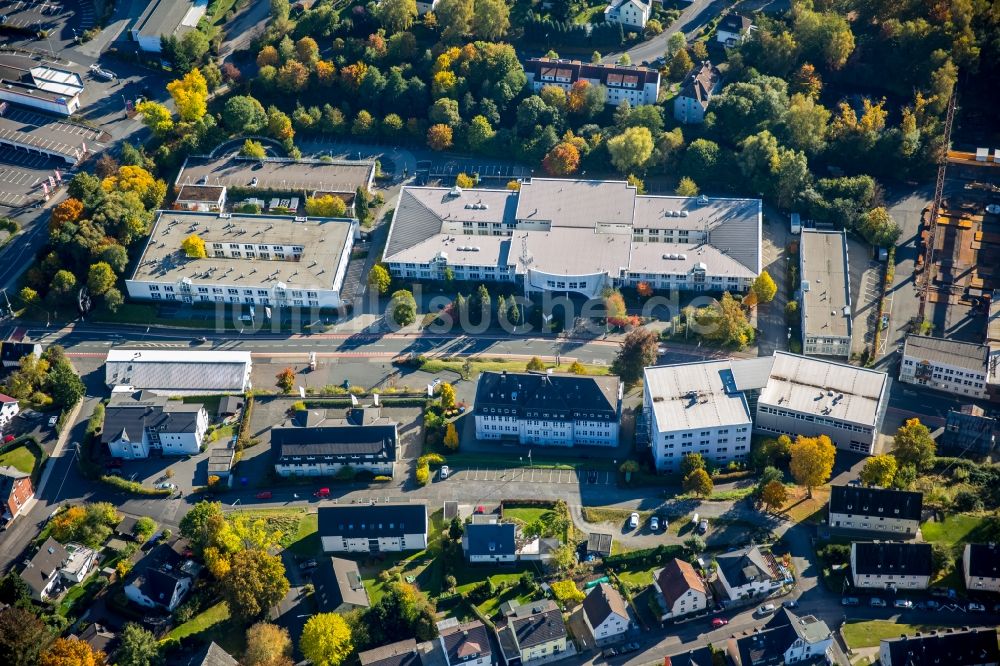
[674, 61, 722, 124]
[497, 600, 568, 665]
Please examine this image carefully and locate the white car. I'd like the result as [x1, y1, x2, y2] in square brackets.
[439, 465, 450, 480]
[48, 415, 58, 427]
[628, 512, 640, 529]
[155, 482, 177, 491]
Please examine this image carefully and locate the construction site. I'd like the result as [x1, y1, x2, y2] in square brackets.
[918, 147, 1000, 343]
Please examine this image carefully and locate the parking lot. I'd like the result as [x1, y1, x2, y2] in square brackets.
[0, 0, 96, 52]
[0, 145, 64, 207]
[449, 466, 616, 485]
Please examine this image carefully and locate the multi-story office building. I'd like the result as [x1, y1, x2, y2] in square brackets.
[126, 211, 356, 309]
[383, 179, 762, 299]
[474, 370, 622, 447]
[799, 230, 852, 358]
[900, 335, 994, 398]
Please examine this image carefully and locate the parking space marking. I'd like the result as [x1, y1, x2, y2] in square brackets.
[449, 467, 613, 485]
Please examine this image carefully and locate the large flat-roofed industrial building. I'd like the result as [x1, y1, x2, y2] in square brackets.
[384, 179, 761, 299]
[799, 230, 852, 358]
[125, 210, 356, 309]
[130, 0, 208, 53]
[0, 55, 84, 116]
[644, 352, 890, 469]
[105, 349, 252, 395]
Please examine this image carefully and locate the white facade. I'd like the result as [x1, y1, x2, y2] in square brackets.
[474, 414, 619, 447]
[963, 544, 1000, 593]
[526, 60, 660, 107]
[718, 570, 781, 601]
[104, 349, 253, 394]
[321, 532, 427, 553]
[604, 0, 650, 31]
[0, 397, 19, 430]
[415, 0, 438, 12]
[784, 634, 833, 663]
[653, 563, 707, 620]
[276, 458, 393, 477]
[828, 510, 919, 536]
[584, 608, 628, 642]
[716, 16, 752, 45]
[850, 544, 930, 590]
[107, 407, 208, 459]
[660, 584, 706, 620]
[60, 544, 98, 583]
[126, 573, 192, 611]
[900, 342, 991, 398]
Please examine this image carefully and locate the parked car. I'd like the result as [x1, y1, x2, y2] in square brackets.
[967, 602, 986, 612]
[618, 643, 640, 655]
[314, 487, 331, 498]
[925, 600, 940, 609]
[711, 617, 729, 628]
[757, 604, 775, 615]
[841, 597, 860, 606]
[439, 465, 450, 480]
[255, 491, 273, 499]
[870, 598, 886, 608]
[782, 600, 798, 609]
[628, 512, 640, 529]
[155, 482, 177, 491]
[650, 516, 660, 531]
[3, 434, 14, 443]
[894, 599, 913, 609]
[697, 519, 709, 534]
[48, 415, 58, 427]
[299, 559, 318, 570]
[602, 648, 618, 659]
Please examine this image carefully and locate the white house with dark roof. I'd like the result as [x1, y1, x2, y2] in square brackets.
[880, 626, 1000, 666]
[319, 503, 428, 553]
[273, 407, 397, 477]
[102, 391, 209, 459]
[828, 485, 923, 537]
[0, 393, 19, 431]
[525, 58, 660, 107]
[581, 583, 629, 642]
[674, 61, 722, 125]
[475, 370, 622, 447]
[715, 545, 784, 601]
[19, 537, 97, 601]
[850, 541, 932, 590]
[716, 13, 753, 45]
[604, 0, 650, 31]
[727, 608, 833, 666]
[125, 565, 193, 611]
[653, 558, 708, 620]
[463, 523, 517, 563]
[900, 335, 994, 398]
[963, 543, 1000, 592]
[383, 179, 762, 301]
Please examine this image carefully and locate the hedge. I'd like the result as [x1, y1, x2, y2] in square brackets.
[100, 475, 171, 496]
[604, 544, 685, 569]
[236, 392, 255, 448]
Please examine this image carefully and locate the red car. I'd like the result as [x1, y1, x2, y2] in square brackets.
[314, 487, 330, 498]
[711, 618, 729, 628]
[3, 434, 14, 443]
[255, 491, 273, 499]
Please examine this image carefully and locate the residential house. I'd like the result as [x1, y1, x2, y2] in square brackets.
[963, 543, 1000, 593]
[653, 558, 708, 621]
[828, 485, 923, 537]
[900, 335, 994, 398]
[524, 58, 661, 107]
[318, 503, 428, 553]
[186, 642, 239, 666]
[273, 407, 398, 478]
[475, 370, 622, 447]
[581, 583, 629, 643]
[880, 627, 1000, 666]
[439, 619, 493, 666]
[673, 61, 722, 125]
[850, 541, 932, 590]
[463, 523, 517, 563]
[174, 184, 227, 212]
[604, 0, 650, 32]
[497, 600, 568, 665]
[130, 0, 207, 53]
[0, 465, 33, 527]
[0, 393, 19, 430]
[19, 537, 97, 601]
[74, 623, 116, 655]
[716, 13, 753, 45]
[715, 545, 784, 602]
[102, 391, 209, 459]
[125, 566, 193, 612]
[313, 557, 371, 613]
[359, 639, 423, 666]
[727, 608, 833, 666]
[0, 341, 41, 368]
[414, 0, 438, 14]
[943, 405, 998, 454]
[662, 648, 715, 666]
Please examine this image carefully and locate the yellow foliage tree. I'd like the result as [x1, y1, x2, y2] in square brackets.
[789, 434, 836, 497]
[568, 360, 586, 374]
[167, 68, 209, 122]
[39, 637, 106, 666]
[182, 234, 207, 258]
[305, 195, 348, 217]
[300, 613, 353, 666]
[443, 422, 459, 450]
[760, 480, 789, 513]
[135, 101, 174, 136]
[455, 173, 475, 188]
[550, 580, 585, 605]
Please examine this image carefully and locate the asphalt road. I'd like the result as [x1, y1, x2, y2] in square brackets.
[606, 0, 721, 65]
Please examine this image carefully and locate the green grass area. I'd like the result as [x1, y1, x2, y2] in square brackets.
[418, 357, 610, 377]
[57, 573, 105, 617]
[227, 508, 308, 549]
[921, 514, 994, 546]
[841, 621, 988, 649]
[164, 600, 244, 655]
[207, 0, 239, 24]
[182, 394, 224, 416]
[288, 512, 319, 557]
[616, 567, 657, 587]
[573, 4, 606, 24]
[0, 444, 38, 475]
[503, 505, 552, 524]
[581, 506, 652, 525]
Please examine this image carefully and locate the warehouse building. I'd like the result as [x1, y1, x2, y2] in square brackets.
[799, 230, 852, 358]
[105, 349, 252, 395]
[130, 0, 207, 53]
[0, 56, 84, 116]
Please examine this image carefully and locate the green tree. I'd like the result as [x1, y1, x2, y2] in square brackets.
[859, 454, 897, 487]
[104, 287, 124, 313]
[892, 418, 936, 470]
[857, 207, 901, 247]
[221, 549, 290, 621]
[180, 501, 225, 554]
[390, 290, 417, 327]
[240, 139, 268, 160]
[697, 292, 754, 348]
[612, 328, 659, 383]
[276, 367, 295, 393]
[680, 453, 705, 478]
[507, 297, 521, 327]
[784, 93, 830, 156]
[50, 269, 77, 298]
[305, 195, 348, 217]
[893, 463, 917, 490]
[0, 606, 53, 666]
[619, 459, 639, 483]
[368, 265, 392, 295]
[244, 622, 293, 666]
[135, 101, 174, 136]
[793, 8, 855, 70]
[684, 535, 706, 553]
[18, 287, 39, 306]
[48, 360, 85, 408]
[378, 0, 417, 33]
[526, 357, 546, 371]
[133, 516, 157, 542]
[607, 126, 654, 173]
[86, 262, 115, 295]
[669, 48, 693, 81]
[436, 0, 473, 42]
[116, 623, 161, 666]
[466, 115, 495, 151]
[472, 0, 510, 39]
[682, 139, 720, 183]
[752, 271, 777, 303]
[790, 434, 836, 497]
[683, 468, 714, 497]
[568, 360, 586, 374]
[675, 177, 699, 196]
[223, 95, 268, 133]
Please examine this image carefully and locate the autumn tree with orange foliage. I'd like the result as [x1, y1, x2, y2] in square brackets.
[542, 142, 580, 176]
[427, 124, 453, 151]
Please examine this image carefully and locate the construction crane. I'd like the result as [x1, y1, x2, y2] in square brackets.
[918, 90, 958, 320]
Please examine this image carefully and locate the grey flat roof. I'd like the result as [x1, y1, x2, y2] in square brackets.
[644, 361, 754, 431]
[178, 156, 375, 195]
[903, 335, 989, 373]
[129, 210, 353, 292]
[133, 0, 204, 40]
[800, 230, 851, 339]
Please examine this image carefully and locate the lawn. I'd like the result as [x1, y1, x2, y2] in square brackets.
[0, 444, 38, 475]
[841, 620, 987, 649]
[287, 512, 319, 557]
[783, 485, 831, 524]
[164, 600, 247, 655]
[503, 504, 554, 525]
[418, 357, 610, 377]
[581, 506, 652, 525]
[165, 601, 230, 642]
[573, 4, 606, 24]
[617, 568, 657, 587]
[921, 514, 992, 545]
[227, 508, 310, 549]
[183, 394, 224, 417]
